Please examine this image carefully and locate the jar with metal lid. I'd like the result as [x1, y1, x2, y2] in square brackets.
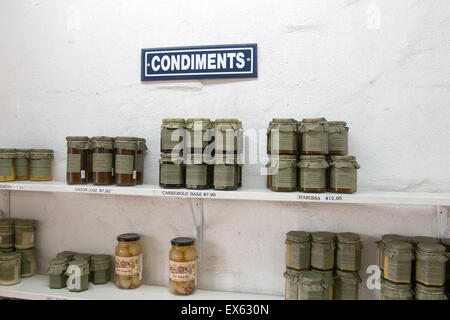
[311, 232, 336, 270]
[114, 137, 139, 186]
[0, 149, 16, 182]
[185, 154, 213, 189]
[213, 154, 241, 190]
[311, 269, 335, 300]
[285, 231, 311, 270]
[415, 282, 447, 300]
[48, 257, 68, 289]
[328, 155, 360, 193]
[415, 243, 448, 286]
[334, 269, 361, 300]
[266, 155, 297, 192]
[283, 268, 303, 300]
[380, 277, 413, 300]
[56, 251, 77, 262]
[336, 232, 362, 271]
[0, 252, 21, 285]
[169, 237, 197, 295]
[159, 153, 185, 188]
[136, 138, 147, 185]
[298, 270, 331, 300]
[115, 233, 143, 289]
[266, 118, 297, 155]
[0, 218, 15, 249]
[14, 149, 30, 180]
[299, 118, 329, 155]
[214, 119, 243, 154]
[327, 121, 349, 155]
[383, 241, 414, 283]
[185, 118, 213, 153]
[16, 248, 37, 278]
[91, 254, 111, 285]
[298, 155, 329, 192]
[66, 259, 89, 292]
[29, 149, 54, 181]
[66, 136, 90, 185]
[15, 219, 36, 249]
[91, 136, 115, 185]
[376, 234, 407, 270]
[161, 118, 186, 153]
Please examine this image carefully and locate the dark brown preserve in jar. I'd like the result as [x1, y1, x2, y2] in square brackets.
[136, 138, 147, 185]
[66, 136, 90, 185]
[91, 136, 115, 185]
[114, 137, 138, 186]
[159, 153, 185, 189]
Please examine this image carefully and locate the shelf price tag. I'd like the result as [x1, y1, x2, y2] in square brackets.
[0, 184, 24, 190]
[73, 187, 112, 194]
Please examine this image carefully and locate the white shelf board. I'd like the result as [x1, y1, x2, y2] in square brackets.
[0, 275, 282, 300]
[0, 181, 449, 206]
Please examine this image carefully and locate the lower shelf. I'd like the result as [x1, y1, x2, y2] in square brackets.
[0, 275, 283, 300]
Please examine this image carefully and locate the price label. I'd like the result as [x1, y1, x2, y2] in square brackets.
[73, 187, 112, 194]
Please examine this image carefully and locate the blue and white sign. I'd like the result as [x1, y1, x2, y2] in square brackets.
[141, 44, 257, 81]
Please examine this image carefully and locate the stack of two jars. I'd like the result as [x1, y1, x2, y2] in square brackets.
[66, 136, 147, 186]
[159, 119, 243, 190]
[266, 118, 360, 193]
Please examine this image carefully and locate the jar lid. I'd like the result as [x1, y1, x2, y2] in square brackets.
[329, 155, 356, 161]
[271, 118, 297, 123]
[49, 257, 68, 266]
[215, 118, 240, 123]
[385, 240, 412, 251]
[162, 118, 185, 124]
[29, 149, 54, 158]
[69, 259, 89, 267]
[311, 269, 334, 283]
[410, 236, 439, 246]
[91, 254, 110, 263]
[286, 231, 311, 242]
[285, 267, 304, 277]
[57, 251, 77, 258]
[115, 136, 139, 142]
[311, 231, 336, 242]
[337, 232, 361, 243]
[66, 136, 90, 141]
[171, 237, 195, 247]
[73, 253, 92, 261]
[160, 152, 184, 163]
[381, 234, 406, 243]
[117, 233, 140, 242]
[0, 252, 21, 261]
[0, 149, 16, 158]
[417, 243, 446, 254]
[16, 248, 36, 255]
[300, 270, 323, 284]
[0, 218, 15, 226]
[15, 149, 31, 153]
[114, 137, 139, 150]
[186, 118, 211, 123]
[299, 155, 326, 161]
[328, 121, 347, 126]
[301, 117, 327, 123]
[91, 136, 114, 142]
[15, 219, 36, 227]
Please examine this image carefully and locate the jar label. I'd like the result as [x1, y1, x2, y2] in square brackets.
[300, 168, 326, 189]
[384, 256, 411, 283]
[160, 164, 184, 184]
[15, 158, 29, 176]
[416, 260, 445, 286]
[273, 168, 296, 188]
[336, 245, 361, 271]
[136, 154, 143, 172]
[67, 154, 81, 173]
[186, 165, 207, 186]
[115, 254, 142, 277]
[302, 131, 328, 153]
[115, 155, 134, 174]
[93, 153, 113, 173]
[0, 159, 13, 176]
[213, 165, 235, 187]
[311, 247, 334, 270]
[0, 264, 20, 282]
[30, 159, 51, 177]
[215, 133, 238, 152]
[270, 131, 297, 153]
[329, 132, 348, 153]
[169, 260, 196, 282]
[162, 129, 183, 150]
[286, 243, 310, 269]
[330, 167, 356, 190]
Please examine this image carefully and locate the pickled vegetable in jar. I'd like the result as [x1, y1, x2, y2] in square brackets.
[0, 218, 15, 249]
[115, 233, 143, 289]
[15, 219, 36, 250]
[136, 138, 147, 185]
[114, 137, 139, 186]
[169, 237, 197, 295]
[91, 136, 115, 186]
[66, 136, 90, 185]
[14, 149, 30, 180]
[29, 149, 54, 181]
[0, 149, 16, 182]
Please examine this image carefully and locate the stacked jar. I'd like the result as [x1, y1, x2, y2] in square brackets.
[0, 148, 54, 182]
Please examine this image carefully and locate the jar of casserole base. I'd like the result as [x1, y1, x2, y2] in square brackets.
[91, 254, 111, 285]
[0, 149, 16, 182]
[161, 118, 186, 153]
[14, 149, 30, 180]
[159, 153, 185, 188]
[16, 248, 37, 278]
[48, 257, 68, 289]
[213, 154, 241, 190]
[0, 252, 21, 285]
[298, 155, 328, 193]
[91, 136, 115, 186]
[169, 237, 197, 296]
[66, 259, 89, 292]
[114, 137, 139, 186]
[266, 155, 297, 192]
[115, 233, 143, 289]
[185, 154, 213, 190]
[29, 149, 54, 181]
[66, 136, 90, 185]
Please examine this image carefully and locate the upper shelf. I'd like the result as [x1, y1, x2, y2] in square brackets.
[0, 181, 449, 206]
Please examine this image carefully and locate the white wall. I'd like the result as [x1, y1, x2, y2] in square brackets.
[0, 0, 449, 299]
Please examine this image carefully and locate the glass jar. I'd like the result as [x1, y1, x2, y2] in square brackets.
[159, 153, 185, 188]
[214, 118, 243, 154]
[29, 149, 54, 181]
[327, 121, 349, 155]
[299, 118, 329, 155]
[66, 259, 89, 292]
[0, 149, 16, 182]
[185, 154, 213, 189]
[66, 136, 90, 185]
[266, 118, 297, 155]
[15, 219, 36, 249]
[91, 254, 111, 285]
[298, 270, 331, 300]
[161, 118, 186, 154]
[376, 234, 407, 270]
[334, 269, 361, 300]
[415, 283, 448, 300]
[328, 155, 360, 193]
[136, 138, 147, 185]
[380, 277, 413, 300]
[169, 237, 197, 296]
[185, 118, 213, 153]
[115, 233, 143, 289]
[311, 269, 335, 300]
[48, 257, 68, 289]
[266, 155, 297, 192]
[114, 137, 139, 186]
[283, 267, 303, 300]
[298, 155, 329, 193]
[91, 136, 115, 185]
[14, 149, 30, 180]
[285, 231, 311, 270]
[73, 253, 92, 282]
[56, 251, 77, 262]
[213, 154, 241, 190]
[0, 252, 21, 286]
[336, 232, 362, 271]
[16, 248, 37, 278]
[311, 232, 336, 270]
[0, 218, 15, 249]
[383, 241, 413, 283]
[415, 243, 448, 286]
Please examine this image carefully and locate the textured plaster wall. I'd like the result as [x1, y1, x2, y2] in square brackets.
[0, 0, 449, 299]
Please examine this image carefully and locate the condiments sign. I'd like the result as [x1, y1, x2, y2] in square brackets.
[141, 44, 257, 80]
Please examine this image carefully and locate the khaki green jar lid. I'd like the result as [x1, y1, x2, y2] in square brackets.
[328, 121, 347, 126]
[417, 242, 446, 254]
[73, 253, 92, 260]
[311, 231, 336, 242]
[115, 136, 139, 141]
[15, 219, 35, 227]
[91, 136, 114, 142]
[49, 256, 68, 266]
[66, 136, 90, 141]
[299, 155, 326, 161]
[385, 240, 412, 251]
[15, 149, 31, 158]
[114, 137, 139, 150]
[271, 118, 297, 123]
[301, 117, 327, 123]
[162, 118, 185, 124]
[0, 149, 16, 158]
[91, 254, 110, 263]
[30, 149, 54, 154]
[410, 236, 439, 245]
[186, 118, 211, 123]
[0, 218, 15, 226]
[286, 231, 311, 242]
[30, 149, 54, 158]
[441, 238, 450, 247]
[69, 258, 89, 267]
[0, 251, 21, 261]
[16, 247, 36, 254]
[381, 234, 406, 242]
[337, 232, 361, 243]
[329, 155, 356, 161]
[300, 271, 323, 284]
[215, 118, 240, 123]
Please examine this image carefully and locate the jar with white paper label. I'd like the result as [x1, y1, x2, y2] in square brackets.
[159, 153, 185, 188]
[115, 233, 142, 289]
[169, 237, 197, 295]
[114, 137, 138, 186]
[298, 155, 328, 193]
[185, 154, 213, 189]
[91, 136, 115, 185]
[66, 136, 90, 185]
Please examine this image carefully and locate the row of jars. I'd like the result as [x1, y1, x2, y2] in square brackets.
[0, 149, 54, 182]
[161, 118, 243, 154]
[66, 136, 147, 186]
[159, 153, 242, 190]
[266, 155, 360, 193]
[267, 118, 348, 155]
